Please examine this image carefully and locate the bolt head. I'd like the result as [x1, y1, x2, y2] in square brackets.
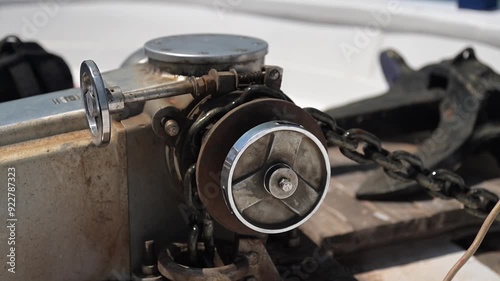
[164, 119, 180, 137]
[279, 178, 294, 192]
[269, 69, 280, 80]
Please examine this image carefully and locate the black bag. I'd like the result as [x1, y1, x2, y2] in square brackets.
[0, 35, 73, 102]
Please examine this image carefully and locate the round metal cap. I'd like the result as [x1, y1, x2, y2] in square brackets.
[144, 34, 268, 65]
[221, 121, 331, 234]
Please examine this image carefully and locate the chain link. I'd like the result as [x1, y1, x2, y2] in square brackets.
[305, 108, 500, 222]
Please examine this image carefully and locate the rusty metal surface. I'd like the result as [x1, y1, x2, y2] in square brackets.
[267, 231, 357, 281]
[0, 96, 195, 281]
[0, 123, 129, 281]
[237, 239, 281, 281]
[196, 98, 327, 235]
[157, 239, 280, 281]
[121, 111, 190, 275]
[158, 242, 250, 281]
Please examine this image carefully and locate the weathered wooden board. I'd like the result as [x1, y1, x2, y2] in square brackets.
[300, 144, 500, 255]
[350, 238, 500, 281]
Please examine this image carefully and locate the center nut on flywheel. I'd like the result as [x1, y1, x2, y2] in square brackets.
[196, 99, 330, 235]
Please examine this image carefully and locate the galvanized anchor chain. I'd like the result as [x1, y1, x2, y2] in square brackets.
[304, 107, 500, 222]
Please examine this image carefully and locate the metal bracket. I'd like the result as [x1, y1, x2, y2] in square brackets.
[157, 239, 281, 281]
